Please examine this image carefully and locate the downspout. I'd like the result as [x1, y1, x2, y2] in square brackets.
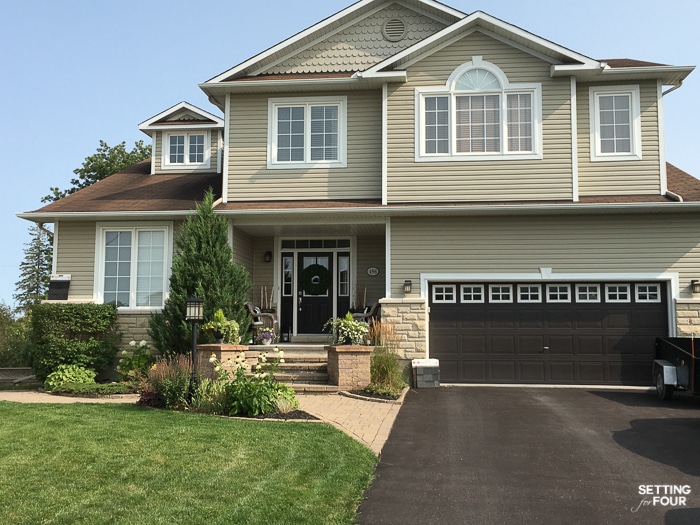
[38, 222, 54, 239]
[666, 190, 684, 202]
[662, 81, 682, 97]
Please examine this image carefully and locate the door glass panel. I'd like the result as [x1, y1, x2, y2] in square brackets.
[338, 256, 349, 296]
[283, 257, 293, 296]
[302, 257, 329, 297]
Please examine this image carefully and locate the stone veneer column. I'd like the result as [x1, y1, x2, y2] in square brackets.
[675, 300, 700, 337]
[326, 345, 372, 390]
[116, 313, 152, 350]
[378, 297, 427, 360]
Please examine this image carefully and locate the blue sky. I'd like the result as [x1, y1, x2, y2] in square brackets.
[1, 0, 698, 308]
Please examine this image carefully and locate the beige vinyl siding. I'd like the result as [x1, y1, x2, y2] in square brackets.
[231, 226, 254, 272]
[387, 31, 574, 203]
[355, 236, 386, 308]
[389, 214, 700, 297]
[228, 90, 382, 201]
[152, 130, 220, 174]
[265, 3, 447, 74]
[577, 80, 661, 195]
[54, 221, 96, 301]
[252, 237, 275, 307]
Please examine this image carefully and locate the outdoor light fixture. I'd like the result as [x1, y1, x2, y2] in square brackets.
[263, 251, 273, 263]
[404, 280, 412, 294]
[692, 280, 700, 294]
[185, 297, 204, 395]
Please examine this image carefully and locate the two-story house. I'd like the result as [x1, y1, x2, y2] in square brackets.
[20, 0, 700, 386]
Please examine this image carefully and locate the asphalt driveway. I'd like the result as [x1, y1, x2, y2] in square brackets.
[357, 387, 700, 525]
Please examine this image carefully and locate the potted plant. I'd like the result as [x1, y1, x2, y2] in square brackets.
[256, 327, 277, 345]
[203, 309, 241, 344]
[323, 312, 370, 345]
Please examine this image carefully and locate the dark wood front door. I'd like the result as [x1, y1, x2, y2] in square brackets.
[297, 253, 333, 334]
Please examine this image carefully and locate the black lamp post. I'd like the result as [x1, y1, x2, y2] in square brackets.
[185, 297, 204, 394]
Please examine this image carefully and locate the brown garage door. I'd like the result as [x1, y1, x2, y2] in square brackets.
[429, 282, 668, 385]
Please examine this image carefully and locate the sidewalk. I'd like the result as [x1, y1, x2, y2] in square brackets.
[0, 390, 402, 455]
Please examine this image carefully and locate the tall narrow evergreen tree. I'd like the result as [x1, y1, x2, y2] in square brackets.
[14, 224, 53, 316]
[149, 190, 252, 356]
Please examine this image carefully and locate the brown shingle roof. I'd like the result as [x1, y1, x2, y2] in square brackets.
[602, 58, 668, 68]
[667, 163, 700, 201]
[27, 160, 221, 214]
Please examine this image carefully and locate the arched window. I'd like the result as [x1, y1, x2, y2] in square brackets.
[416, 57, 541, 160]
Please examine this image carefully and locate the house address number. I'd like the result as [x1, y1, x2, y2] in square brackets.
[367, 267, 380, 276]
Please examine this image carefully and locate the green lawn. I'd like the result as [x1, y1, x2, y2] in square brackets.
[0, 402, 377, 525]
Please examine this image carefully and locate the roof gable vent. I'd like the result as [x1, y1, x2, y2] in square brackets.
[382, 18, 406, 42]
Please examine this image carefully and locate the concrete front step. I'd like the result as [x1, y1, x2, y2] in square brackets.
[275, 370, 329, 384]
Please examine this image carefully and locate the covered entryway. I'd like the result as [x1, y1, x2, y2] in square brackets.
[429, 281, 669, 385]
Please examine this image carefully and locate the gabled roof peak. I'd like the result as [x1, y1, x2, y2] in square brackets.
[138, 102, 224, 135]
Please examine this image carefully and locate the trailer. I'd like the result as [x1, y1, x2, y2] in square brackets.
[653, 337, 700, 400]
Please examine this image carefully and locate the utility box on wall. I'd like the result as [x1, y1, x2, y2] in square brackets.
[47, 274, 71, 300]
[412, 358, 440, 388]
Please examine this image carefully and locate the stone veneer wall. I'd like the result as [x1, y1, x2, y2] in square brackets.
[379, 297, 427, 360]
[116, 313, 153, 351]
[675, 300, 700, 337]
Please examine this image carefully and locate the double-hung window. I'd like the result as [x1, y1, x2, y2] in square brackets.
[417, 57, 541, 161]
[163, 132, 210, 169]
[96, 224, 171, 309]
[589, 85, 641, 161]
[268, 96, 347, 169]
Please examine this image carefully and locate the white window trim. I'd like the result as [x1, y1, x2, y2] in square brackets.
[589, 85, 642, 162]
[267, 96, 347, 169]
[461, 284, 484, 303]
[433, 285, 456, 303]
[162, 131, 211, 170]
[517, 284, 541, 303]
[415, 58, 542, 162]
[605, 283, 631, 303]
[575, 284, 600, 303]
[489, 284, 513, 303]
[546, 284, 571, 303]
[636, 283, 661, 303]
[93, 223, 173, 311]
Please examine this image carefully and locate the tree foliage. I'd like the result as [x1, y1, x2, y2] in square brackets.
[0, 302, 31, 367]
[42, 140, 151, 203]
[149, 190, 252, 356]
[14, 224, 53, 316]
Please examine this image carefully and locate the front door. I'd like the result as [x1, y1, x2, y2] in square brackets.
[297, 253, 334, 334]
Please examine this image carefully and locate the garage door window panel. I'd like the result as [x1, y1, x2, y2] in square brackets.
[576, 284, 600, 303]
[547, 284, 571, 303]
[461, 284, 484, 303]
[433, 285, 456, 303]
[489, 284, 512, 303]
[517, 284, 541, 303]
[606, 284, 630, 302]
[636, 284, 660, 302]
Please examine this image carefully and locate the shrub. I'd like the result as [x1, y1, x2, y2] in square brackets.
[117, 340, 156, 383]
[44, 364, 96, 391]
[30, 303, 120, 381]
[190, 377, 228, 415]
[48, 382, 133, 396]
[367, 320, 407, 399]
[203, 309, 241, 344]
[144, 355, 192, 410]
[323, 312, 369, 345]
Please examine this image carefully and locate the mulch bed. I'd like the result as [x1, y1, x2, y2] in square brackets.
[348, 390, 402, 401]
[254, 410, 319, 420]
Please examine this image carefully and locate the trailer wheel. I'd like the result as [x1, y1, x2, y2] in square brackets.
[655, 369, 674, 401]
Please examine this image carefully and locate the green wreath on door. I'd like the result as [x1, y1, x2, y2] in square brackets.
[300, 264, 331, 295]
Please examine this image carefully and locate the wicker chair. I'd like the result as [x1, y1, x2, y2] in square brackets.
[351, 302, 380, 323]
[245, 302, 277, 331]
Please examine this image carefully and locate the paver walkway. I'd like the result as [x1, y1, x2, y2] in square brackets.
[0, 390, 402, 454]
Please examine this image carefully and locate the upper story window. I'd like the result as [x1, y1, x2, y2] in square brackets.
[268, 96, 347, 169]
[416, 57, 542, 162]
[589, 85, 642, 162]
[163, 132, 210, 169]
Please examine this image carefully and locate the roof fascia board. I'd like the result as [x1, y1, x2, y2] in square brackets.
[198, 74, 406, 95]
[367, 11, 599, 75]
[138, 101, 224, 130]
[551, 64, 695, 84]
[17, 210, 200, 222]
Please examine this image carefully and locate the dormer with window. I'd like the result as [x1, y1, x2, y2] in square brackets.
[138, 102, 224, 174]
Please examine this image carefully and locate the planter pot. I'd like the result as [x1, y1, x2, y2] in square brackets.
[212, 330, 224, 344]
[261, 338, 273, 346]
